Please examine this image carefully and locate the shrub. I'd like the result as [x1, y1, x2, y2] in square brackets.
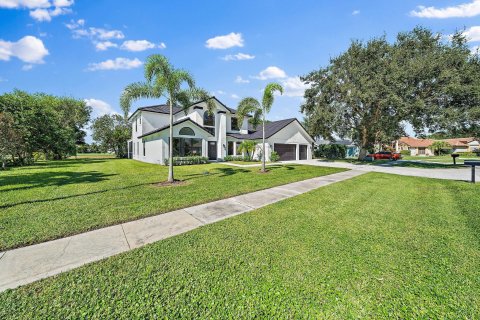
[400, 150, 410, 156]
[314, 144, 347, 159]
[163, 156, 208, 166]
[270, 151, 280, 162]
[224, 155, 255, 162]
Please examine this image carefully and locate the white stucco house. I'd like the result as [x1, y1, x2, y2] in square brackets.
[127, 97, 314, 164]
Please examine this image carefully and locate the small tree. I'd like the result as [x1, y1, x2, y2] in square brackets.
[237, 83, 283, 172]
[238, 140, 257, 161]
[431, 140, 451, 156]
[91, 114, 131, 157]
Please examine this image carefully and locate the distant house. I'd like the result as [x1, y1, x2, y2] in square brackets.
[443, 137, 479, 153]
[316, 139, 360, 158]
[396, 137, 434, 156]
[395, 136, 479, 156]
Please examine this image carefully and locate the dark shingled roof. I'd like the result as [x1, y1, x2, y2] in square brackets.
[137, 104, 183, 115]
[227, 118, 298, 140]
[138, 118, 213, 138]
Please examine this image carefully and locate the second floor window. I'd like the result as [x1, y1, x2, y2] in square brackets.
[203, 111, 215, 127]
[231, 117, 239, 131]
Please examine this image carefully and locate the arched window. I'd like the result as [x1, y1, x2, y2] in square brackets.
[203, 111, 215, 127]
[179, 127, 195, 136]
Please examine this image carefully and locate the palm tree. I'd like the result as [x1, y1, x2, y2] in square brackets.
[236, 83, 283, 172]
[120, 54, 214, 183]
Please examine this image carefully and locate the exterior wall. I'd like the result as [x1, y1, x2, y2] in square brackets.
[409, 147, 434, 156]
[265, 122, 314, 161]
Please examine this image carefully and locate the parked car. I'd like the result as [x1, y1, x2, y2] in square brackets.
[366, 151, 402, 161]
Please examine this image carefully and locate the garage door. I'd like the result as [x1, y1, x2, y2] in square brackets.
[274, 144, 297, 161]
[299, 145, 308, 160]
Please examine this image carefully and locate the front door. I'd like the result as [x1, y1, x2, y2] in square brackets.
[208, 141, 217, 160]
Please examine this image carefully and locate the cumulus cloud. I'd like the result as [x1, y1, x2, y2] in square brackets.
[352, 10, 360, 15]
[120, 40, 161, 52]
[84, 98, 117, 117]
[463, 26, 480, 42]
[235, 76, 250, 84]
[95, 41, 117, 51]
[222, 52, 255, 61]
[253, 66, 287, 80]
[205, 32, 244, 49]
[87, 57, 142, 71]
[0, 0, 50, 9]
[0, 35, 49, 63]
[280, 76, 309, 97]
[22, 64, 33, 70]
[231, 94, 239, 99]
[410, 0, 480, 18]
[0, 0, 74, 21]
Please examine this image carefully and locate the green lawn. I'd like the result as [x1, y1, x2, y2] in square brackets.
[0, 158, 343, 250]
[402, 154, 479, 164]
[1, 173, 479, 318]
[321, 158, 467, 168]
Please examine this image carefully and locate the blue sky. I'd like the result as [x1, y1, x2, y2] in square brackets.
[1, 0, 480, 141]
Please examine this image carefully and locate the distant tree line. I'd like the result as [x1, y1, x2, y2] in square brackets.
[301, 27, 480, 159]
[0, 90, 91, 168]
[90, 114, 130, 158]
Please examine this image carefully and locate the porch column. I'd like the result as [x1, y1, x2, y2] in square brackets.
[296, 143, 300, 160]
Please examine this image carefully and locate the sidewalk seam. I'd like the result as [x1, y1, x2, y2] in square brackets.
[120, 224, 131, 250]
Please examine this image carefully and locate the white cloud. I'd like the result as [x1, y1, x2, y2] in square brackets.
[1, 0, 74, 21]
[89, 27, 124, 40]
[95, 41, 117, 51]
[463, 26, 480, 42]
[216, 90, 226, 95]
[87, 57, 142, 71]
[65, 18, 84, 30]
[0, 0, 50, 9]
[84, 98, 117, 117]
[159, 42, 166, 49]
[0, 35, 49, 63]
[222, 52, 255, 61]
[231, 94, 239, 99]
[120, 40, 156, 52]
[253, 66, 287, 80]
[410, 0, 480, 18]
[235, 75, 250, 84]
[22, 64, 33, 70]
[280, 76, 309, 97]
[205, 32, 244, 49]
[235, 76, 250, 84]
[352, 10, 360, 15]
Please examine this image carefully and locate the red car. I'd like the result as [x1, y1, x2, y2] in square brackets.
[367, 151, 402, 161]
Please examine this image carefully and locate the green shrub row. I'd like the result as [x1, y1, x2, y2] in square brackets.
[314, 144, 347, 159]
[163, 156, 209, 166]
[224, 155, 255, 162]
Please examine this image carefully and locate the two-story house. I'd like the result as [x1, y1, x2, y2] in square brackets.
[127, 97, 314, 164]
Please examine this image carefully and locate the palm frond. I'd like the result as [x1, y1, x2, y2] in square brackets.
[119, 82, 155, 117]
[144, 54, 171, 84]
[237, 97, 261, 128]
[262, 82, 283, 113]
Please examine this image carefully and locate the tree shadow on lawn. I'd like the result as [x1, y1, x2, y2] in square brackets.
[0, 170, 117, 193]
[0, 180, 156, 209]
[29, 158, 112, 169]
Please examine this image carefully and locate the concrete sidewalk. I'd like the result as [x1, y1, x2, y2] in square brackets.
[0, 169, 365, 292]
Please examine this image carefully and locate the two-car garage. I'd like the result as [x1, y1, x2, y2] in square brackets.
[274, 144, 309, 161]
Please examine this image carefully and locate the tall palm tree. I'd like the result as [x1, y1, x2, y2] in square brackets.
[236, 83, 283, 172]
[120, 54, 214, 183]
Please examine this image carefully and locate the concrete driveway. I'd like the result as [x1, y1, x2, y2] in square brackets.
[283, 159, 479, 182]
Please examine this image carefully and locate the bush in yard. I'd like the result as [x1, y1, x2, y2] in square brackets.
[400, 150, 410, 156]
[314, 144, 347, 159]
[237, 140, 257, 161]
[270, 151, 280, 162]
[163, 156, 208, 166]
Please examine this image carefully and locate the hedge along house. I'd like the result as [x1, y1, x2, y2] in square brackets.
[127, 97, 314, 164]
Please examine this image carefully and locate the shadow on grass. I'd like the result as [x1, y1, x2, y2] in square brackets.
[0, 180, 157, 209]
[0, 170, 117, 193]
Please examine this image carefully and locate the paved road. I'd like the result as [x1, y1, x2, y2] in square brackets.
[284, 159, 479, 182]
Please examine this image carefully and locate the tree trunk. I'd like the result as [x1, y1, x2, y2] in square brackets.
[261, 112, 266, 172]
[357, 125, 369, 160]
[168, 98, 174, 183]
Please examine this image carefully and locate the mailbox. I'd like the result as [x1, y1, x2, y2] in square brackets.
[464, 160, 480, 183]
[451, 153, 459, 165]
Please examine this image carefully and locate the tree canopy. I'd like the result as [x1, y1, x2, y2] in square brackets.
[91, 114, 130, 158]
[0, 90, 91, 165]
[301, 27, 480, 158]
